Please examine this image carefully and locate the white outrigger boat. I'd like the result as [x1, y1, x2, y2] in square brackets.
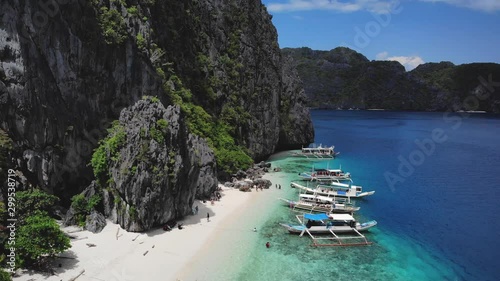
[280, 213, 376, 247]
[290, 144, 339, 159]
[299, 167, 351, 182]
[291, 181, 375, 198]
[279, 194, 360, 213]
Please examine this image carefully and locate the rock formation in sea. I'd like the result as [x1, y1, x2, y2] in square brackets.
[0, 0, 314, 231]
[283, 47, 500, 112]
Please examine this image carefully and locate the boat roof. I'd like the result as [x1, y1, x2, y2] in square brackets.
[304, 213, 330, 221]
[328, 214, 355, 221]
[314, 169, 342, 172]
[302, 145, 334, 150]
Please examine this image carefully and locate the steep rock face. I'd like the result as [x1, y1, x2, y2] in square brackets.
[0, 0, 163, 201]
[153, 0, 314, 159]
[0, 0, 313, 205]
[102, 99, 216, 231]
[410, 62, 500, 112]
[283, 47, 435, 110]
[283, 47, 500, 112]
[278, 55, 314, 149]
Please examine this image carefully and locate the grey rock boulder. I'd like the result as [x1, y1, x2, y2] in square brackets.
[85, 211, 107, 233]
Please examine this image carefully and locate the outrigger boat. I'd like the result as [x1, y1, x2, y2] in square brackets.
[290, 144, 339, 159]
[299, 167, 351, 182]
[290, 181, 375, 198]
[279, 194, 360, 213]
[280, 213, 376, 247]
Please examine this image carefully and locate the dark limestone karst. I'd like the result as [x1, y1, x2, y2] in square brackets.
[0, 0, 314, 230]
[99, 99, 217, 231]
[283, 47, 500, 112]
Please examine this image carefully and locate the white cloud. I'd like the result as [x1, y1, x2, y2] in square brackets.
[266, 0, 398, 14]
[375, 51, 425, 70]
[376, 51, 389, 60]
[418, 0, 500, 12]
[292, 15, 305, 20]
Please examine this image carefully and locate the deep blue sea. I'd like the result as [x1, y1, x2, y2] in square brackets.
[234, 110, 500, 281]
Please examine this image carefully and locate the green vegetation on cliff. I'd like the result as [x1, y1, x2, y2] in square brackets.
[91, 121, 126, 185]
[97, 6, 127, 45]
[70, 193, 102, 227]
[161, 70, 253, 175]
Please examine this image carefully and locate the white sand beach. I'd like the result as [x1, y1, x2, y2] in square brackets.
[176, 171, 290, 281]
[13, 170, 289, 281]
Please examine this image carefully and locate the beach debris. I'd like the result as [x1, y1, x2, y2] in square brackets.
[152, 245, 155, 248]
[68, 269, 85, 281]
[132, 234, 140, 241]
[73, 237, 88, 241]
[116, 228, 120, 240]
[253, 227, 257, 232]
[86, 243, 96, 248]
[143, 250, 149, 256]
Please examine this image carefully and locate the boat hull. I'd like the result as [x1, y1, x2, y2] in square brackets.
[280, 198, 359, 213]
[291, 182, 375, 198]
[280, 220, 377, 234]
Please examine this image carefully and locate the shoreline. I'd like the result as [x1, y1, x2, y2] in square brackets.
[13, 172, 287, 281]
[176, 169, 290, 280]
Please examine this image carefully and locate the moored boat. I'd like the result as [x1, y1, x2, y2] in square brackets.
[279, 194, 360, 213]
[280, 213, 377, 235]
[299, 167, 351, 182]
[291, 181, 375, 198]
[290, 144, 339, 159]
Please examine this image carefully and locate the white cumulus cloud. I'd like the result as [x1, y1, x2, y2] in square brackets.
[418, 0, 500, 12]
[375, 51, 425, 70]
[266, 0, 398, 14]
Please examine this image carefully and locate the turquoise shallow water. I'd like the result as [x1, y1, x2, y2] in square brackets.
[232, 110, 500, 281]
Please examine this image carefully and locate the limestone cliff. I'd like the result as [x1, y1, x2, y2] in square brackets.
[283, 47, 500, 112]
[99, 99, 217, 231]
[0, 0, 314, 230]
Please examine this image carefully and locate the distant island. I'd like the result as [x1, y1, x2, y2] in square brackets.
[282, 47, 500, 113]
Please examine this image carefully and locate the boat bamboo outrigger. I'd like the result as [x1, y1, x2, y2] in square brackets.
[280, 213, 376, 247]
[291, 181, 375, 198]
[290, 144, 339, 159]
[279, 194, 360, 213]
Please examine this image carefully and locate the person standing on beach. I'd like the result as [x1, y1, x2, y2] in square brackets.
[207, 212, 210, 222]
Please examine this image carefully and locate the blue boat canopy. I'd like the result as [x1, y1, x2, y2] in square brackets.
[304, 213, 330, 221]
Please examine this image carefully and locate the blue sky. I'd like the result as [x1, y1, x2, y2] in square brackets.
[262, 0, 500, 70]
